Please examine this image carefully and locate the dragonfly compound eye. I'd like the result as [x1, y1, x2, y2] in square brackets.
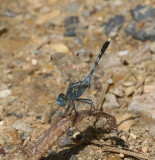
[56, 93, 67, 107]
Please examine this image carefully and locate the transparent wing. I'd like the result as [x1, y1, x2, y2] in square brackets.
[51, 56, 72, 84]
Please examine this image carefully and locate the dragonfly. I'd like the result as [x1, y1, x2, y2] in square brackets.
[52, 38, 111, 116]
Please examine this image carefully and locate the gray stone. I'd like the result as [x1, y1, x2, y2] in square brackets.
[125, 20, 155, 41]
[102, 93, 120, 109]
[82, 10, 90, 18]
[131, 5, 155, 22]
[12, 120, 32, 133]
[69, 155, 77, 160]
[111, 88, 124, 97]
[128, 91, 155, 120]
[57, 136, 72, 148]
[64, 16, 79, 27]
[125, 5, 155, 41]
[64, 27, 76, 37]
[101, 15, 125, 36]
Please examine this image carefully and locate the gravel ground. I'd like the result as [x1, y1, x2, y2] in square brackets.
[0, 0, 155, 160]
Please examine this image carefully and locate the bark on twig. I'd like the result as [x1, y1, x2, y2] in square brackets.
[12, 110, 92, 160]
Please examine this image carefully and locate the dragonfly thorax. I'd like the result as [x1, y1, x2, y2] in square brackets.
[66, 81, 89, 101]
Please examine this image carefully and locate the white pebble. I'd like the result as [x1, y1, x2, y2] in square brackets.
[31, 59, 38, 65]
[0, 89, 11, 98]
[118, 50, 129, 56]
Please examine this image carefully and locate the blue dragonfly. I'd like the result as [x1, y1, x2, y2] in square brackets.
[52, 38, 111, 116]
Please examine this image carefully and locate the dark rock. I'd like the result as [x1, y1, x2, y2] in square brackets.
[6, 112, 16, 117]
[69, 155, 78, 160]
[57, 136, 72, 148]
[64, 27, 76, 37]
[67, 130, 73, 136]
[7, 83, 12, 88]
[43, 73, 53, 78]
[17, 112, 23, 118]
[125, 20, 155, 41]
[125, 5, 155, 41]
[64, 16, 79, 27]
[100, 15, 125, 35]
[36, 115, 42, 119]
[64, 16, 79, 37]
[131, 5, 155, 22]
[0, 24, 7, 36]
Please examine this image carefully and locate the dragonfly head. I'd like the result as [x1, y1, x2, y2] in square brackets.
[56, 93, 68, 107]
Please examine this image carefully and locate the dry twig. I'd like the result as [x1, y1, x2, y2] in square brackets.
[91, 140, 153, 160]
[12, 110, 116, 160]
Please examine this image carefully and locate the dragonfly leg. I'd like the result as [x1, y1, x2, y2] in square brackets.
[64, 104, 71, 116]
[72, 101, 78, 117]
[76, 98, 95, 110]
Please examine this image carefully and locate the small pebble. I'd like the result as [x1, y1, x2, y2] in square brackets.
[142, 146, 148, 153]
[67, 130, 73, 136]
[31, 59, 38, 65]
[95, 118, 107, 129]
[118, 50, 129, 56]
[41, 111, 50, 124]
[70, 155, 78, 160]
[150, 42, 155, 53]
[111, 88, 124, 97]
[64, 27, 76, 37]
[123, 81, 136, 87]
[107, 78, 113, 84]
[7, 83, 12, 88]
[0, 24, 7, 36]
[8, 97, 15, 105]
[36, 115, 42, 119]
[64, 16, 79, 27]
[17, 112, 23, 118]
[0, 89, 11, 98]
[73, 132, 80, 139]
[51, 43, 69, 53]
[12, 120, 32, 133]
[82, 10, 90, 18]
[125, 86, 135, 96]
[102, 93, 120, 109]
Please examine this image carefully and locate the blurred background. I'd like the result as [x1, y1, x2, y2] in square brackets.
[0, 0, 155, 159]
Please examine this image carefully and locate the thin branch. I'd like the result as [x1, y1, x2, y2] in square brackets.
[91, 140, 153, 160]
[97, 73, 113, 111]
